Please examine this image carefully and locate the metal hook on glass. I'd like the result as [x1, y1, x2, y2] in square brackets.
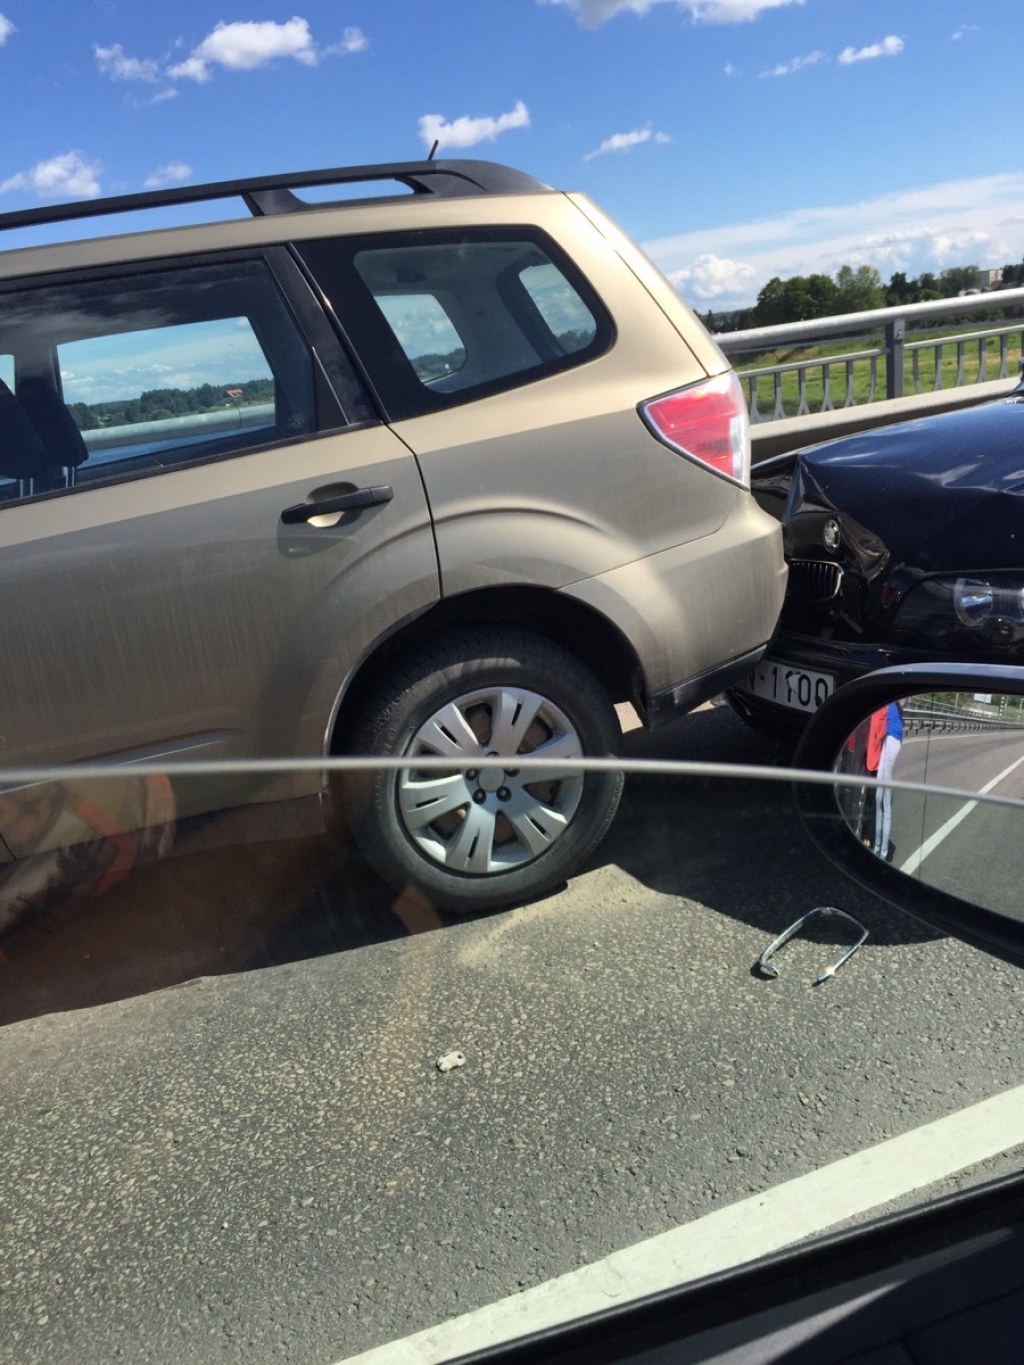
[757, 906, 869, 984]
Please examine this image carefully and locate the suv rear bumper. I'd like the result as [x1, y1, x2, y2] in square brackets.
[647, 645, 769, 726]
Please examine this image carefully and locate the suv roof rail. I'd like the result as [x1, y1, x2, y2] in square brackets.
[0, 160, 553, 236]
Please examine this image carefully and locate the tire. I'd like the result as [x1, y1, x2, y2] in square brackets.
[345, 629, 624, 913]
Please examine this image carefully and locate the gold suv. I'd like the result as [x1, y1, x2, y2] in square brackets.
[0, 160, 785, 912]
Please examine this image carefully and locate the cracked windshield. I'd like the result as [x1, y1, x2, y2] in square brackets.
[2, 2, 1024, 1363]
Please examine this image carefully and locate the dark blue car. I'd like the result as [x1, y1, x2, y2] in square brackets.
[729, 374, 1024, 738]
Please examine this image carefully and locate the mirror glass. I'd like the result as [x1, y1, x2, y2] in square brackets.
[834, 690, 1024, 917]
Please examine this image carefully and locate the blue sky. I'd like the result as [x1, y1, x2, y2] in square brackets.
[1, 0, 1021, 309]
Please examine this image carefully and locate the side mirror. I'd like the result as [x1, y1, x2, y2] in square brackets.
[793, 663, 1024, 968]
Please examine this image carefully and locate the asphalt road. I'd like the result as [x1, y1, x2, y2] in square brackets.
[3, 706, 1024, 1365]
[897, 727, 1024, 796]
[887, 728, 1024, 918]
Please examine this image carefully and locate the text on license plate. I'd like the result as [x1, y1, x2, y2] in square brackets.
[741, 660, 835, 713]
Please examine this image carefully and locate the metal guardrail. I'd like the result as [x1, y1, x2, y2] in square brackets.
[81, 403, 274, 454]
[904, 698, 1024, 737]
[717, 287, 1024, 427]
[907, 714, 998, 736]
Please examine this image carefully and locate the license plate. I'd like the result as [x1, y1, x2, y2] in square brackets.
[739, 659, 835, 713]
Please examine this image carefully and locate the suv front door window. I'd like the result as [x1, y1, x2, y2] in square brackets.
[0, 257, 318, 505]
[59, 316, 279, 471]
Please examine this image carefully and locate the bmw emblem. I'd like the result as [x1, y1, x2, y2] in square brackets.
[822, 518, 841, 552]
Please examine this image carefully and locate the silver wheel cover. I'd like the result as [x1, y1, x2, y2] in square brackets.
[397, 686, 584, 876]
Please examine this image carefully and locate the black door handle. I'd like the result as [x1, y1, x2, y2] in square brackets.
[281, 484, 393, 525]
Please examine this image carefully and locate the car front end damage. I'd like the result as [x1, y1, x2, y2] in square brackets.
[729, 386, 1024, 736]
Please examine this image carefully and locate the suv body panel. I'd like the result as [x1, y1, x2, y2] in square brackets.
[564, 494, 786, 706]
[0, 193, 652, 285]
[0, 161, 786, 890]
[0, 425, 438, 809]
[396, 386, 733, 573]
[563, 193, 731, 378]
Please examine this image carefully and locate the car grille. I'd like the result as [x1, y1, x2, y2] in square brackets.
[789, 559, 844, 604]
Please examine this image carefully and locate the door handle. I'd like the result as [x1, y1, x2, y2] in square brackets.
[280, 484, 393, 525]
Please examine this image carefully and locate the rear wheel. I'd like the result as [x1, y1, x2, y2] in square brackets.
[346, 630, 624, 913]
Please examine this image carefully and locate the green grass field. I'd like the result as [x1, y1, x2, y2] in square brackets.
[733, 325, 1024, 418]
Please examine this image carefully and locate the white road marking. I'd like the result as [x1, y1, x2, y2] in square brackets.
[899, 751, 1024, 876]
[337, 1083, 1024, 1365]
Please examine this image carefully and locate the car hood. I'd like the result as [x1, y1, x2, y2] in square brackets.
[785, 389, 1024, 576]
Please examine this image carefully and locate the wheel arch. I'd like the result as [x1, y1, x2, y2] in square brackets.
[328, 586, 646, 754]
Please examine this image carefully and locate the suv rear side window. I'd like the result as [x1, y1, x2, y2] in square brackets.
[0, 258, 316, 505]
[297, 228, 612, 421]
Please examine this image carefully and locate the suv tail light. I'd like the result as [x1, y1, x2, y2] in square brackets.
[640, 371, 751, 488]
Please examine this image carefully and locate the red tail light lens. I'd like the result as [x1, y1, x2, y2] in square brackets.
[640, 371, 751, 487]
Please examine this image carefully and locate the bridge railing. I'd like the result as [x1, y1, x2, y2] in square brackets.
[714, 287, 1024, 459]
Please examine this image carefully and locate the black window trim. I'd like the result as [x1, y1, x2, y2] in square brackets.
[285, 242, 393, 423]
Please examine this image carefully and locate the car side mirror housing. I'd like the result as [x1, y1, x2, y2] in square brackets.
[793, 663, 1024, 968]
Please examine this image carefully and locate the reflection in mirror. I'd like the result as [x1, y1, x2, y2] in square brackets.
[835, 690, 1024, 917]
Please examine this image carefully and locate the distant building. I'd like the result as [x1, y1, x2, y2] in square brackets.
[976, 267, 1004, 290]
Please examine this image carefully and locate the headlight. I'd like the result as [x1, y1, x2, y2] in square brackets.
[953, 577, 1024, 627]
[890, 575, 1024, 650]
[953, 578, 995, 626]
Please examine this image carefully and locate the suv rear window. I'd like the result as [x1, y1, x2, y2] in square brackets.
[374, 292, 467, 384]
[297, 228, 612, 421]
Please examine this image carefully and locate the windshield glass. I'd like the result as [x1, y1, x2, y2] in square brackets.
[3, 16, 1023, 1356]
[3, 711, 1022, 1364]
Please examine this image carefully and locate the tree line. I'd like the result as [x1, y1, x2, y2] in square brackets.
[68, 376, 274, 430]
[701, 258, 1024, 333]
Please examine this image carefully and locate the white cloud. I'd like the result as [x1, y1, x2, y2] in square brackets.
[96, 19, 368, 88]
[0, 12, 15, 45]
[167, 17, 364, 82]
[643, 172, 1024, 307]
[540, 0, 804, 27]
[951, 23, 977, 40]
[668, 254, 757, 301]
[837, 34, 903, 65]
[0, 152, 102, 200]
[854, 225, 1003, 276]
[146, 88, 179, 105]
[540, 0, 660, 23]
[419, 101, 530, 151]
[94, 42, 160, 81]
[144, 161, 192, 189]
[724, 61, 737, 75]
[326, 27, 368, 55]
[168, 18, 316, 81]
[583, 126, 671, 160]
[689, 0, 804, 20]
[760, 49, 826, 77]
